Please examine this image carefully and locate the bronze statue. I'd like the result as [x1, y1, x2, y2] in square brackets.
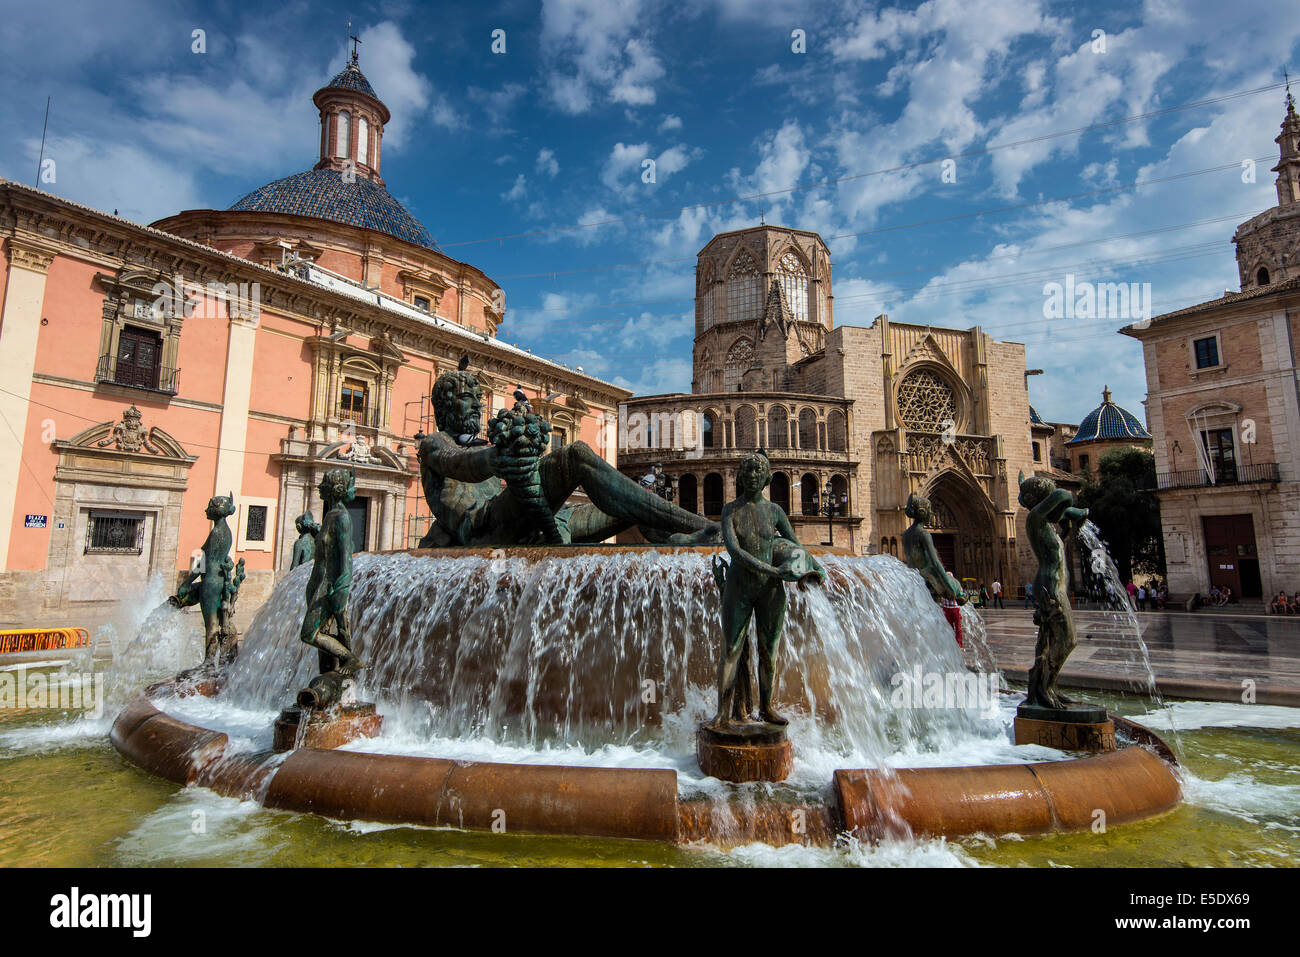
[901, 492, 967, 646]
[901, 493, 965, 602]
[710, 452, 825, 729]
[416, 370, 717, 546]
[169, 492, 245, 668]
[299, 469, 361, 677]
[1018, 471, 1089, 710]
[290, 511, 320, 569]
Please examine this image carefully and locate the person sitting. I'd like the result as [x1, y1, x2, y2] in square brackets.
[1271, 591, 1290, 615]
[1209, 585, 1221, 606]
[1217, 585, 1232, 606]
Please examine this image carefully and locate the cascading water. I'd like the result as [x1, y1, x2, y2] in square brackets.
[1075, 521, 1179, 750]
[220, 550, 1009, 777]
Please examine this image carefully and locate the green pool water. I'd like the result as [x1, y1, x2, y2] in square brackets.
[1, 691, 1296, 868]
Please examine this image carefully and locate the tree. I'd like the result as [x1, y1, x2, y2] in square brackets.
[1074, 447, 1166, 583]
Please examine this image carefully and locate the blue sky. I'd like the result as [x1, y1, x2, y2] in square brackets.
[3, 0, 1298, 425]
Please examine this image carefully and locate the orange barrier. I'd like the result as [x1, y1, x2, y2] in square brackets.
[0, 628, 90, 654]
[112, 694, 1183, 847]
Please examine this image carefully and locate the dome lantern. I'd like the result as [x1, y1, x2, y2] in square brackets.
[312, 44, 390, 186]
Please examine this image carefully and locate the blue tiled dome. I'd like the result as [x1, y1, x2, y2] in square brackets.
[228, 168, 436, 249]
[1067, 387, 1150, 444]
[325, 64, 377, 98]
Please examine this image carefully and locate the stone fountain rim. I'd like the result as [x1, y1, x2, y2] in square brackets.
[374, 543, 859, 560]
[109, 692, 1182, 850]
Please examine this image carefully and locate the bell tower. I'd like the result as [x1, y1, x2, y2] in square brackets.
[1233, 81, 1300, 290]
[1273, 79, 1300, 208]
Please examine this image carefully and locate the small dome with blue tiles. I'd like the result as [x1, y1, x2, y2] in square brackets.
[1067, 386, 1150, 444]
[229, 169, 437, 249]
[1029, 404, 1045, 425]
[325, 63, 377, 98]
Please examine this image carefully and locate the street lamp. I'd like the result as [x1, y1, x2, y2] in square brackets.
[641, 463, 678, 502]
[820, 480, 848, 545]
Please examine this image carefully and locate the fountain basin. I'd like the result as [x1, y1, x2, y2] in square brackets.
[110, 693, 1182, 848]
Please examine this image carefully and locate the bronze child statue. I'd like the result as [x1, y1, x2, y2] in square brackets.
[299, 469, 362, 677]
[1018, 471, 1089, 711]
[901, 492, 967, 646]
[290, 511, 320, 569]
[169, 492, 245, 668]
[710, 451, 825, 729]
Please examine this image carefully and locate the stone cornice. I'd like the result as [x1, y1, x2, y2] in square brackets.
[0, 180, 630, 407]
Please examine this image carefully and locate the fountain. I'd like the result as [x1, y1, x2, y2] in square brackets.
[108, 370, 1182, 850]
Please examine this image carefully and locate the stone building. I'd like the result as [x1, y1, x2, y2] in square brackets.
[619, 224, 1042, 589]
[1063, 387, 1153, 475]
[1030, 406, 1080, 494]
[0, 56, 626, 627]
[1122, 93, 1300, 601]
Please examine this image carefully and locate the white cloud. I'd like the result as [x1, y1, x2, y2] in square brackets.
[502, 173, 528, 202]
[352, 22, 431, 146]
[601, 141, 652, 191]
[467, 83, 528, 129]
[536, 148, 560, 178]
[540, 0, 665, 113]
[659, 114, 683, 132]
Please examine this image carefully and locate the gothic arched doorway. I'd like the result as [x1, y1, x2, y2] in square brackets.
[922, 469, 998, 589]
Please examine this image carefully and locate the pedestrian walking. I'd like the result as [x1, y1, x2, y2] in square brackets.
[992, 579, 1004, 609]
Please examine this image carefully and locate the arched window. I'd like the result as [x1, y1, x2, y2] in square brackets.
[724, 337, 754, 392]
[703, 473, 724, 517]
[827, 409, 847, 451]
[768, 406, 789, 449]
[335, 112, 351, 159]
[734, 406, 757, 448]
[798, 408, 817, 449]
[698, 263, 716, 331]
[830, 474, 849, 514]
[678, 474, 698, 514]
[357, 117, 369, 166]
[769, 472, 790, 515]
[726, 250, 762, 323]
[1257, 266, 1270, 286]
[702, 411, 717, 448]
[800, 472, 818, 515]
[776, 250, 809, 322]
[697, 348, 712, 392]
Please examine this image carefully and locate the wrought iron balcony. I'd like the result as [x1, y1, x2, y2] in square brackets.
[1148, 462, 1280, 490]
[336, 405, 385, 431]
[95, 354, 179, 395]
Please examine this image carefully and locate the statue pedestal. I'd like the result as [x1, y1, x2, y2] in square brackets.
[153, 667, 226, 698]
[697, 722, 793, 783]
[1014, 704, 1116, 753]
[272, 703, 382, 753]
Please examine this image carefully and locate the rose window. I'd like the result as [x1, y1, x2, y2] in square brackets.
[896, 369, 957, 432]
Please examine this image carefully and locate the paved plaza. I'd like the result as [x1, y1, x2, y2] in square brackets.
[979, 608, 1300, 706]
